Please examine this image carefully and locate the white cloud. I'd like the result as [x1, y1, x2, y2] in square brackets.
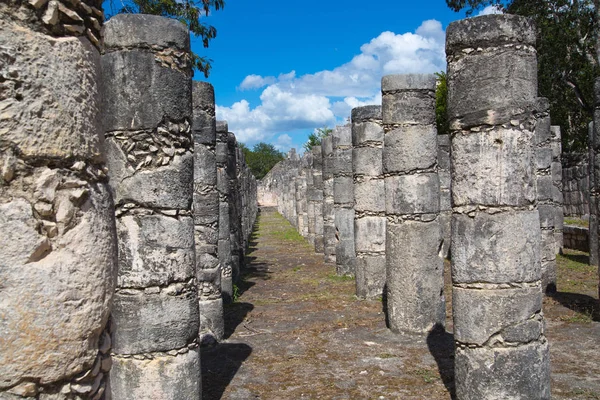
[477, 5, 503, 16]
[217, 19, 446, 147]
[274, 134, 293, 152]
[238, 74, 276, 90]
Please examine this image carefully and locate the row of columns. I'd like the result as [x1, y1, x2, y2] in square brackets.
[261, 14, 557, 399]
[0, 10, 258, 399]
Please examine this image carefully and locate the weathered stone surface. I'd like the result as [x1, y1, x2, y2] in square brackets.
[112, 289, 199, 354]
[333, 176, 354, 205]
[198, 298, 225, 342]
[354, 216, 385, 253]
[352, 146, 381, 177]
[383, 125, 437, 173]
[354, 255, 386, 299]
[352, 121, 384, 144]
[455, 342, 550, 400]
[386, 220, 445, 333]
[451, 128, 536, 207]
[103, 14, 190, 51]
[452, 211, 541, 284]
[0, 183, 117, 387]
[351, 104, 382, 122]
[0, 20, 104, 162]
[385, 173, 440, 215]
[453, 286, 543, 345]
[102, 51, 191, 131]
[105, 141, 193, 209]
[354, 179, 385, 213]
[116, 214, 195, 288]
[109, 349, 201, 400]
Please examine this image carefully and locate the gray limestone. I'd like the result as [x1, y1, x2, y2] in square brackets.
[193, 82, 224, 343]
[322, 136, 337, 263]
[589, 122, 598, 266]
[333, 125, 356, 276]
[216, 121, 233, 302]
[447, 14, 550, 399]
[0, 3, 116, 398]
[103, 15, 200, 400]
[312, 145, 325, 253]
[438, 134, 452, 259]
[382, 73, 444, 335]
[551, 125, 564, 256]
[534, 100, 557, 293]
[352, 105, 386, 299]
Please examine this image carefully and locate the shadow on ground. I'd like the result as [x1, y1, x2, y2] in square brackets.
[201, 343, 252, 400]
[427, 325, 456, 399]
[550, 292, 600, 322]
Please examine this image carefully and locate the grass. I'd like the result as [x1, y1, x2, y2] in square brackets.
[564, 217, 589, 228]
[327, 273, 355, 282]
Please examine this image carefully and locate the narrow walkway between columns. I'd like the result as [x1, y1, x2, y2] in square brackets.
[201, 207, 600, 400]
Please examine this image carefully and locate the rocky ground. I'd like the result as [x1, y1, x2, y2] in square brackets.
[201, 207, 600, 399]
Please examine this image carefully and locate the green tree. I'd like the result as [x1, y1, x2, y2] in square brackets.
[435, 71, 450, 136]
[445, 0, 600, 153]
[107, 0, 225, 77]
[241, 142, 285, 180]
[303, 126, 333, 152]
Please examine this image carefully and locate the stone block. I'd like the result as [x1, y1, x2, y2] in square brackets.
[537, 175, 553, 202]
[535, 147, 552, 170]
[351, 105, 382, 122]
[193, 191, 219, 226]
[215, 142, 228, 165]
[452, 210, 541, 284]
[109, 349, 201, 400]
[116, 214, 195, 288]
[102, 51, 191, 131]
[112, 289, 199, 354]
[199, 298, 224, 342]
[355, 255, 386, 299]
[103, 14, 190, 51]
[193, 146, 216, 185]
[382, 90, 435, 126]
[451, 127, 536, 207]
[352, 121, 384, 145]
[385, 173, 440, 215]
[0, 183, 117, 387]
[534, 113, 551, 146]
[106, 140, 193, 209]
[353, 147, 383, 176]
[354, 179, 385, 213]
[455, 341, 550, 400]
[334, 176, 354, 205]
[538, 204, 555, 229]
[0, 21, 104, 162]
[333, 148, 353, 175]
[452, 286, 542, 345]
[386, 219, 445, 333]
[332, 125, 352, 147]
[354, 216, 386, 253]
[383, 125, 437, 174]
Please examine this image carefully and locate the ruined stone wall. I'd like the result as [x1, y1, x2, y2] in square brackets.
[0, 1, 117, 397]
[322, 136, 336, 263]
[563, 162, 590, 217]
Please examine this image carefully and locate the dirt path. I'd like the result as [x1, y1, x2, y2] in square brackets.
[201, 207, 600, 399]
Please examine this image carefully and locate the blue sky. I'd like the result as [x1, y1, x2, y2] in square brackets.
[105, 0, 500, 153]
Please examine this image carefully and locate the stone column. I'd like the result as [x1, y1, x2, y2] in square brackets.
[103, 15, 200, 399]
[0, 1, 116, 397]
[296, 164, 308, 238]
[333, 125, 356, 276]
[192, 82, 224, 344]
[535, 99, 557, 294]
[228, 132, 242, 280]
[438, 134, 452, 259]
[595, 78, 600, 294]
[352, 106, 386, 299]
[381, 74, 444, 334]
[447, 15, 550, 399]
[216, 121, 233, 302]
[322, 136, 337, 263]
[312, 145, 325, 253]
[552, 125, 564, 255]
[588, 122, 598, 266]
[306, 151, 316, 247]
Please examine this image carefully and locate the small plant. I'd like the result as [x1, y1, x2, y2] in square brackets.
[292, 266, 302, 272]
[232, 284, 240, 302]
